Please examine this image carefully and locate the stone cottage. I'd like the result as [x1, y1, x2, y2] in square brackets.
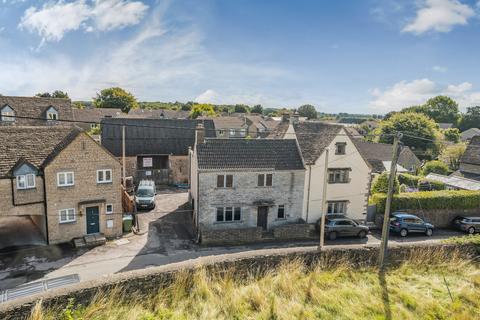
[0, 126, 123, 247]
[190, 126, 306, 243]
[454, 135, 480, 181]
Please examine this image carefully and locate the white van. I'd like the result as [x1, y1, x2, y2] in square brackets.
[135, 180, 156, 210]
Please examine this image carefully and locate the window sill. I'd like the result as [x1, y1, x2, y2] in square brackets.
[214, 220, 243, 224]
[256, 186, 273, 188]
[215, 187, 234, 190]
[275, 218, 287, 221]
[57, 185, 75, 188]
[328, 181, 350, 184]
[17, 187, 36, 191]
[59, 220, 76, 225]
[97, 181, 113, 185]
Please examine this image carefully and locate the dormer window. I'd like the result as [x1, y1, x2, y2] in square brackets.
[46, 107, 58, 121]
[1, 105, 15, 122]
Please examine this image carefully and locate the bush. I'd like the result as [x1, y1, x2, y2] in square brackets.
[398, 173, 421, 187]
[371, 172, 399, 194]
[420, 160, 450, 176]
[371, 190, 480, 213]
[399, 184, 407, 193]
[417, 179, 446, 191]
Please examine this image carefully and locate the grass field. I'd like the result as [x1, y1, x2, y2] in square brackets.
[30, 248, 480, 320]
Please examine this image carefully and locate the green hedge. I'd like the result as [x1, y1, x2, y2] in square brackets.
[417, 179, 446, 191]
[372, 190, 480, 213]
[397, 173, 421, 187]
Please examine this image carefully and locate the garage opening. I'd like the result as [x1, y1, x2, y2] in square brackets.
[136, 155, 170, 185]
[0, 216, 47, 250]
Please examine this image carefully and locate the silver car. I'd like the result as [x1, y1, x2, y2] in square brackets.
[453, 216, 480, 234]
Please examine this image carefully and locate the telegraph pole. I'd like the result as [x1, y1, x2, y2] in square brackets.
[378, 133, 402, 269]
[319, 148, 330, 250]
[122, 125, 126, 186]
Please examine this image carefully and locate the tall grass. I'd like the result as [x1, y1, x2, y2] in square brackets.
[30, 248, 480, 320]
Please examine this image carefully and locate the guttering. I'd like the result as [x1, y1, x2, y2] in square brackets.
[305, 164, 312, 223]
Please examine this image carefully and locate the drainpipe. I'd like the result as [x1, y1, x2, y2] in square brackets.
[42, 174, 50, 245]
[305, 164, 312, 223]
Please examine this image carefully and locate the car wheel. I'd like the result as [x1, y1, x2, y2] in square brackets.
[328, 232, 337, 240]
[467, 227, 475, 234]
[358, 230, 367, 238]
[400, 229, 408, 237]
[425, 228, 433, 236]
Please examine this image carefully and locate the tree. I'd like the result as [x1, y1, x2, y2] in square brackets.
[234, 104, 249, 113]
[297, 104, 318, 119]
[422, 96, 460, 124]
[420, 160, 450, 176]
[439, 143, 466, 170]
[251, 104, 263, 114]
[93, 87, 138, 113]
[443, 128, 460, 143]
[458, 106, 480, 131]
[36, 90, 69, 98]
[377, 112, 440, 151]
[371, 172, 399, 194]
[72, 101, 85, 109]
[190, 103, 216, 119]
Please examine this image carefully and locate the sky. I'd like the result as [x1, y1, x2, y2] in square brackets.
[1, 0, 480, 114]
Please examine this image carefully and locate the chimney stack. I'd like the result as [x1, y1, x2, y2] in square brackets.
[281, 112, 291, 123]
[195, 123, 205, 146]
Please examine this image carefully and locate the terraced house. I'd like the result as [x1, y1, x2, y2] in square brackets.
[0, 126, 122, 248]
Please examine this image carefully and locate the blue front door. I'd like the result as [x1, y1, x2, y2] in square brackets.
[86, 206, 100, 234]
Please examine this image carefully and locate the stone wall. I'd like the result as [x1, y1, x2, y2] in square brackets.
[273, 223, 312, 240]
[200, 226, 263, 245]
[0, 178, 45, 217]
[1, 243, 478, 320]
[375, 208, 480, 228]
[170, 155, 189, 184]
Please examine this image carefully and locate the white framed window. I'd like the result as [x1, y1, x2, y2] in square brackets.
[277, 205, 286, 219]
[106, 204, 113, 214]
[335, 142, 347, 155]
[97, 169, 112, 183]
[218, 129, 225, 137]
[216, 174, 233, 188]
[90, 123, 99, 129]
[59, 208, 76, 223]
[46, 107, 58, 121]
[239, 128, 246, 137]
[216, 207, 241, 222]
[1, 105, 15, 122]
[328, 168, 351, 184]
[327, 201, 347, 214]
[257, 173, 273, 187]
[229, 129, 235, 137]
[16, 174, 36, 189]
[57, 172, 74, 187]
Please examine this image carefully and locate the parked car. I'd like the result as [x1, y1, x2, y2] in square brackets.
[135, 180, 156, 210]
[325, 218, 369, 240]
[315, 214, 347, 231]
[452, 216, 480, 234]
[389, 213, 434, 237]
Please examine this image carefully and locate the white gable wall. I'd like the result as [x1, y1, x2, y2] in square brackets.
[301, 129, 371, 222]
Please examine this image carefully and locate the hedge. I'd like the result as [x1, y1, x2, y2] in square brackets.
[397, 173, 421, 187]
[371, 190, 480, 213]
[417, 179, 446, 191]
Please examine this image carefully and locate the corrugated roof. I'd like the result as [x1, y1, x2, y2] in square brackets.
[197, 139, 304, 170]
[426, 173, 480, 191]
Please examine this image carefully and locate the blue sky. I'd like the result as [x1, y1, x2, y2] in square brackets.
[1, 0, 480, 113]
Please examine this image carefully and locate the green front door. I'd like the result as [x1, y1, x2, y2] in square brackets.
[86, 206, 100, 234]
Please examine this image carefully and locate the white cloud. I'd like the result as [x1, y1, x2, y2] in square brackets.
[370, 79, 480, 111]
[403, 0, 475, 34]
[433, 65, 447, 72]
[18, 0, 148, 43]
[195, 89, 219, 104]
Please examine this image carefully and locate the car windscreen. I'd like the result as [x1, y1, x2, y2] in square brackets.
[137, 188, 154, 197]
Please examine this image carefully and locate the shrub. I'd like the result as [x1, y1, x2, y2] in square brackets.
[399, 184, 407, 193]
[371, 172, 399, 194]
[417, 179, 446, 191]
[398, 173, 421, 187]
[372, 190, 480, 213]
[420, 160, 450, 176]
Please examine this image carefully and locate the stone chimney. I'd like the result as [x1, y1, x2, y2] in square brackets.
[281, 112, 291, 123]
[292, 111, 300, 125]
[195, 123, 205, 146]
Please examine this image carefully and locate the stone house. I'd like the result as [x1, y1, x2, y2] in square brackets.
[190, 127, 305, 241]
[460, 128, 480, 142]
[270, 119, 372, 221]
[126, 108, 190, 119]
[453, 136, 480, 181]
[101, 118, 215, 186]
[209, 115, 279, 139]
[72, 107, 123, 131]
[0, 126, 122, 246]
[0, 96, 74, 126]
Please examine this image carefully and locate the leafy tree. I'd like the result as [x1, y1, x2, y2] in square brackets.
[36, 90, 69, 98]
[420, 160, 450, 176]
[377, 112, 440, 151]
[371, 172, 399, 194]
[181, 102, 193, 111]
[439, 143, 467, 170]
[443, 128, 460, 143]
[190, 103, 216, 119]
[72, 101, 85, 109]
[458, 106, 480, 131]
[251, 104, 263, 114]
[298, 104, 318, 119]
[234, 104, 250, 113]
[422, 96, 460, 124]
[93, 87, 138, 113]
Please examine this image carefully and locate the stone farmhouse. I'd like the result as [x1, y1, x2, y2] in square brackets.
[101, 118, 215, 186]
[190, 125, 306, 243]
[0, 126, 122, 247]
[0, 96, 74, 126]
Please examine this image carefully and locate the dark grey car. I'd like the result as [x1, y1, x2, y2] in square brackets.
[325, 218, 369, 240]
[453, 216, 480, 234]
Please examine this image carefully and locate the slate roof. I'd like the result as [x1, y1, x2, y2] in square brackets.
[461, 128, 480, 141]
[460, 136, 480, 166]
[197, 139, 304, 170]
[293, 122, 343, 164]
[126, 108, 189, 119]
[100, 118, 216, 156]
[72, 108, 123, 122]
[352, 140, 421, 173]
[0, 96, 74, 125]
[0, 126, 81, 177]
[210, 116, 247, 129]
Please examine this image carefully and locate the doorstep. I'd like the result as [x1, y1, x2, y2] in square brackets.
[73, 234, 106, 248]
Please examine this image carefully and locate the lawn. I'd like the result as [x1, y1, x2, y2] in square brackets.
[30, 249, 480, 320]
